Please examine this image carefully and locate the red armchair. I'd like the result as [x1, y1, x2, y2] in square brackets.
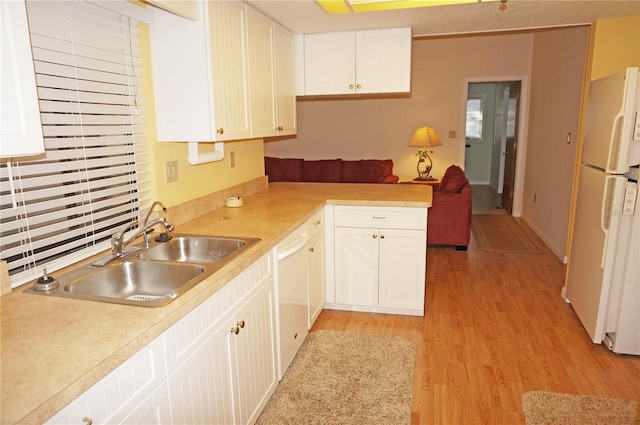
[427, 165, 472, 250]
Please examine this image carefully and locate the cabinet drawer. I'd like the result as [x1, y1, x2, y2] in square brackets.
[334, 206, 426, 230]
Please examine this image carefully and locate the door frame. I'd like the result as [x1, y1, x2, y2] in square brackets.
[462, 75, 530, 217]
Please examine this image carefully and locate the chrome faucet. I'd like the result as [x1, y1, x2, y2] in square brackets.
[111, 201, 174, 258]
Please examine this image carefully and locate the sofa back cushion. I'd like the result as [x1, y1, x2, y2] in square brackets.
[264, 156, 303, 182]
[302, 159, 343, 182]
[342, 159, 395, 183]
[438, 165, 469, 193]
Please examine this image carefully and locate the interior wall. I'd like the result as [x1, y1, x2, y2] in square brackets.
[265, 32, 535, 180]
[589, 15, 640, 80]
[520, 26, 589, 260]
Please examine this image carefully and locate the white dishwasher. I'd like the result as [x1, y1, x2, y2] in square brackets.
[275, 221, 311, 380]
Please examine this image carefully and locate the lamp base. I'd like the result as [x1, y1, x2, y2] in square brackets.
[414, 176, 436, 181]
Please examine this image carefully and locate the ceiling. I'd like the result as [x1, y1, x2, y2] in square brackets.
[245, 0, 640, 37]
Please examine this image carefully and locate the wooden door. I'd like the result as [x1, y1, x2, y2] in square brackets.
[502, 81, 521, 214]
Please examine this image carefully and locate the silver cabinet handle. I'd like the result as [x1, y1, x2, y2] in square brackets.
[309, 247, 315, 252]
[349, 84, 354, 89]
[373, 234, 378, 239]
[356, 84, 361, 89]
[83, 418, 93, 425]
[380, 234, 385, 239]
[216, 128, 224, 134]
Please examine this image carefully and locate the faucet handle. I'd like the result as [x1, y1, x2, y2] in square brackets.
[111, 232, 123, 257]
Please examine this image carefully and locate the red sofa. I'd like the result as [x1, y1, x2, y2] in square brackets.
[264, 157, 399, 184]
[427, 165, 472, 250]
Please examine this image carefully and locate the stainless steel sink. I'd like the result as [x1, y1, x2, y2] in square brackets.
[63, 261, 205, 305]
[138, 235, 259, 264]
[24, 234, 261, 307]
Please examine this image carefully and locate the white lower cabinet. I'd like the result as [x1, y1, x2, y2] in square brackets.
[47, 253, 277, 425]
[164, 252, 277, 425]
[45, 337, 171, 425]
[307, 229, 325, 327]
[331, 206, 427, 316]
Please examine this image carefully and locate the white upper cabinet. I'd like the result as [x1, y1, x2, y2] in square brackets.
[150, 1, 250, 142]
[246, 6, 276, 138]
[1, 0, 45, 158]
[301, 27, 412, 96]
[273, 24, 297, 136]
[150, 1, 296, 142]
[303, 31, 355, 95]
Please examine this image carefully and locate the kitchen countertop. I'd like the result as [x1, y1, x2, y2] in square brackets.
[1, 182, 432, 424]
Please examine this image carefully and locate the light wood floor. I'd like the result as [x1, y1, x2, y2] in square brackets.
[311, 212, 640, 424]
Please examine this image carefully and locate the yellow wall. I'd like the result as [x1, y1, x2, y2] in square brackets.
[590, 15, 640, 80]
[140, 23, 265, 209]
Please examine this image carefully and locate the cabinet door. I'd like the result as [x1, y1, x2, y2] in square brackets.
[355, 27, 412, 94]
[1, 0, 44, 158]
[304, 31, 355, 95]
[166, 323, 236, 425]
[378, 228, 426, 313]
[308, 230, 325, 328]
[231, 279, 278, 425]
[208, 0, 251, 141]
[274, 23, 297, 136]
[246, 5, 275, 138]
[46, 337, 169, 425]
[334, 227, 379, 306]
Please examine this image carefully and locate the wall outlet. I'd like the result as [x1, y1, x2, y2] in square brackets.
[229, 151, 235, 168]
[165, 160, 178, 183]
[448, 130, 457, 139]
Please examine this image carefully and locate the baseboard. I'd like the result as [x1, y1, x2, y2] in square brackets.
[519, 215, 566, 262]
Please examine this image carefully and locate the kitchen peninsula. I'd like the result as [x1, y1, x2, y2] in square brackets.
[1, 180, 431, 424]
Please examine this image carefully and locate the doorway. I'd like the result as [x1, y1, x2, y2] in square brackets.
[464, 79, 524, 215]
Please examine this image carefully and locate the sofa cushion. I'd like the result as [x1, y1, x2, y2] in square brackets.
[302, 159, 343, 182]
[342, 159, 395, 183]
[265, 157, 303, 182]
[438, 165, 468, 193]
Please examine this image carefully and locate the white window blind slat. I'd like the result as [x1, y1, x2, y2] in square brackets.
[0, 0, 149, 288]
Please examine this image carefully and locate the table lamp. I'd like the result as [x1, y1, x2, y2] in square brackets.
[408, 126, 442, 181]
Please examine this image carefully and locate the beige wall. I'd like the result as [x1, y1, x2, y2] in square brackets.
[521, 26, 590, 260]
[265, 32, 534, 180]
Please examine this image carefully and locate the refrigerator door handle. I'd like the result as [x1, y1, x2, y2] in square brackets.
[606, 112, 624, 173]
[600, 176, 614, 268]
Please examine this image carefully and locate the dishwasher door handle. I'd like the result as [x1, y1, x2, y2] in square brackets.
[277, 232, 312, 261]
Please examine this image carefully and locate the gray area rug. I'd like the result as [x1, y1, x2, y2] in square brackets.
[522, 391, 640, 425]
[256, 330, 416, 425]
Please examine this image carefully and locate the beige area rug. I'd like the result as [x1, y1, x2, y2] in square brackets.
[522, 391, 640, 425]
[256, 330, 416, 425]
[472, 214, 541, 253]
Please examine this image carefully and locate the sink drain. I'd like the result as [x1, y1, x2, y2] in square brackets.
[126, 294, 163, 302]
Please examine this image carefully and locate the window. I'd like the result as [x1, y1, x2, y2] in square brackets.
[465, 97, 484, 140]
[0, 0, 150, 288]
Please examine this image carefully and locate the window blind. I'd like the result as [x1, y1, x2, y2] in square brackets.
[0, 0, 150, 288]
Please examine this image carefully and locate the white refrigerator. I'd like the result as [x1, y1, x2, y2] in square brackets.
[565, 67, 640, 356]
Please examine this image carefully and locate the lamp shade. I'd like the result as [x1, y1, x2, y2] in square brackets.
[408, 126, 443, 148]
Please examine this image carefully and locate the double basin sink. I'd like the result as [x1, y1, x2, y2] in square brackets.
[25, 234, 260, 307]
